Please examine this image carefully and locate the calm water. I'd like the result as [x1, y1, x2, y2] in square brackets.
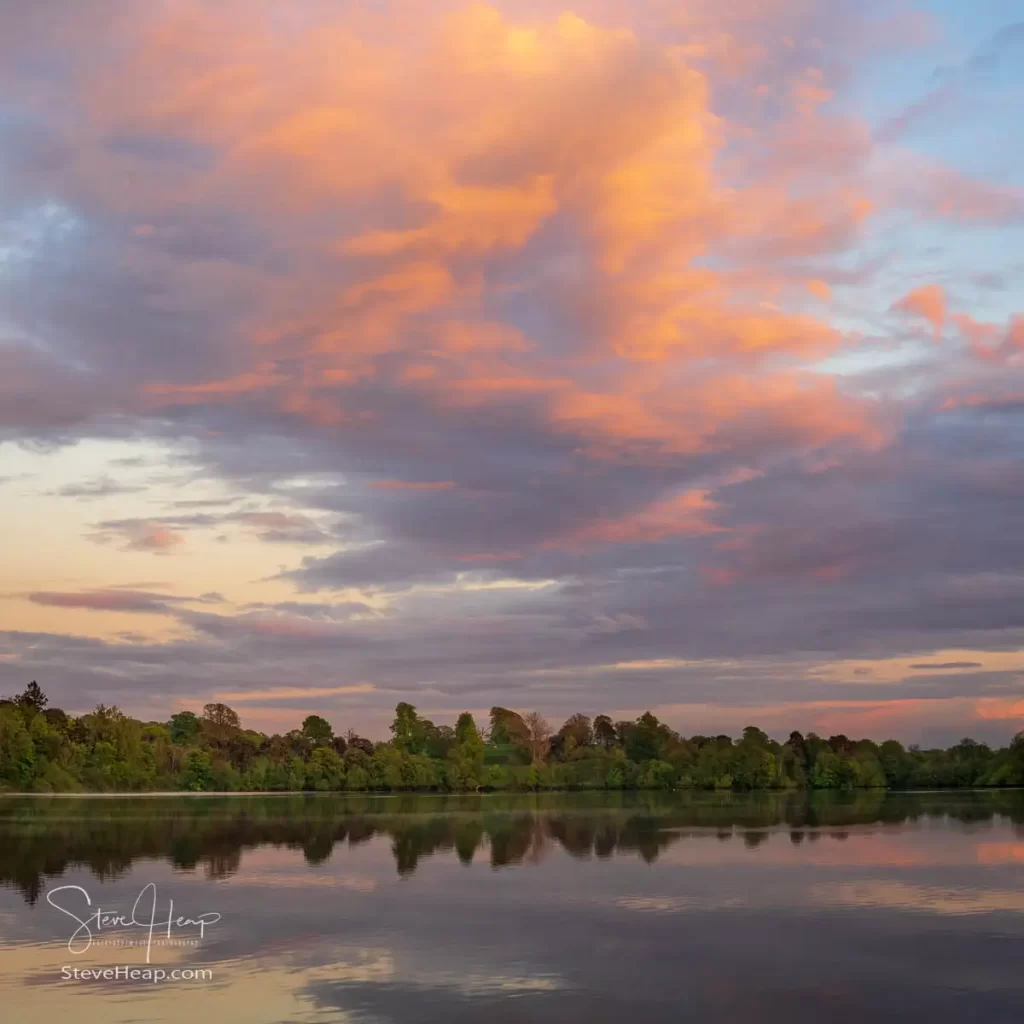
[1, 791, 1023, 1022]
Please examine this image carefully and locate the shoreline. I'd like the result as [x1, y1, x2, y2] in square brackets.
[2, 786, 1021, 798]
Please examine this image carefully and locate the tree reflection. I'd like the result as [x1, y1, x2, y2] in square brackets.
[2, 790, 1023, 905]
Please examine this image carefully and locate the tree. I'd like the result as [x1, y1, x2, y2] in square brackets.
[593, 715, 617, 749]
[879, 739, 911, 788]
[371, 745, 405, 789]
[787, 730, 809, 774]
[0, 686, 1017, 795]
[450, 713, 485, 787]
[302, 715, 333, 745]
[524, 711, 551, 763]
[558, 714, 593, 750]
[345, 764, 370, 791]
[622, 712, 665, 763]
[15, 682, 48, 714]
[228, 731, 262, 771]
[489, 707, 530, 747]
[455, 712, 481, 746]
[639, 759, 676, 790]
[43, 708, 69, 731]
[423, 723, 456, 760]
[742, 726, 771, 748]
[828, 734, 855, 756]
[345, 730, 374, 756]
[733, 729, 779, 790]
[0, 706, 35, 787]
[306, 747, 344, 790]
[169, 711, 201, 745]
[181, 750, 214, 791]
[203, 703, 240, 730]
[390, 703, 426, 754]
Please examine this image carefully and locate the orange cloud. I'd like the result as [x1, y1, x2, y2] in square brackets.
[974, 698, 1024, 722]
[952, 311, 1024, 365]
[892, 284, 946, 338]
[51, 3, 891, 511]
[129, 522, 185, 553]
[977, 844, 1024, 865]
[557, 489, 723, 547]
[546, 373, 882, 462]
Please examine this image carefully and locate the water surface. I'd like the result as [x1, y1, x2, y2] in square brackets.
[1, 791, 1023, 1022]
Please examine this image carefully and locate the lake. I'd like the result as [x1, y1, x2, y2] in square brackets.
[1, 790, 1023, 1022]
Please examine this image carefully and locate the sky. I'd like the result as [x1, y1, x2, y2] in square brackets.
[1, 0, 1023, 745]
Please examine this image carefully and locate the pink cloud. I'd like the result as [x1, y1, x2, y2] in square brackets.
[130, 523, 184, 552]
[371, 480, 457, 491]
[891, 284, 946, 339]
[88, 520, 186, 553]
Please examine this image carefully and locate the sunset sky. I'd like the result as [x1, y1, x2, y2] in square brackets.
[1, 0, 1022, 743]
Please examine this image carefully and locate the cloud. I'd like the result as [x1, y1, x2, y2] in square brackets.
[952, 312, 1024, 366]
[51, 475, 147, 499]
[0, 2, 1022, 742]
[27, 589, 175, 614]
[371, 480, 457, 492]
[88, 509, 337, 549]
[908, 662, 983, 671]
[25, 588, 224, 614]
[88, 519, 186, 553]
[891, 285, 946, 338]
[231, 511, 333, 545]
[214, 684, 375, 703]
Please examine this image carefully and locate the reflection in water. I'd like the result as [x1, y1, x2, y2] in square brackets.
[3, 791, 1024, 1023]
[2, 789, 1023, 905]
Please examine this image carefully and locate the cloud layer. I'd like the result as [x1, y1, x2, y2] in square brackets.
[1, 1, 1022, 741]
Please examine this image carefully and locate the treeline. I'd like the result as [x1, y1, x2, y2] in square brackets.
[2, 683, 1024, 793]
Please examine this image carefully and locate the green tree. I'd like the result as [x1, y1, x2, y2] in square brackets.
[390, 703, 426, 754]
[988, 732, 1024, 786]
[371, 745, 406, 789]
[169, 711, 201, 745]
[879, 739, 912, 788]
[811, 749, 840, 789]
[638, 759, 676, 790]
[306, 747, 345, 790]
[449, 713, 485, 788]
[556, 714, 594, 752]
[623, 712, 666, 763]
[182, 750, 214, 791]
[0, 707, 36, 787]
[42, 707, 69, 731]
[302, 715, 334, 745]
[16, 681, 48, 715]
[455, 712, 480, 746]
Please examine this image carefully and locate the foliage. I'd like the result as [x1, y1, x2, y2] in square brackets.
[302, 715, 334, 745]
[1, 682, 1022, 795]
